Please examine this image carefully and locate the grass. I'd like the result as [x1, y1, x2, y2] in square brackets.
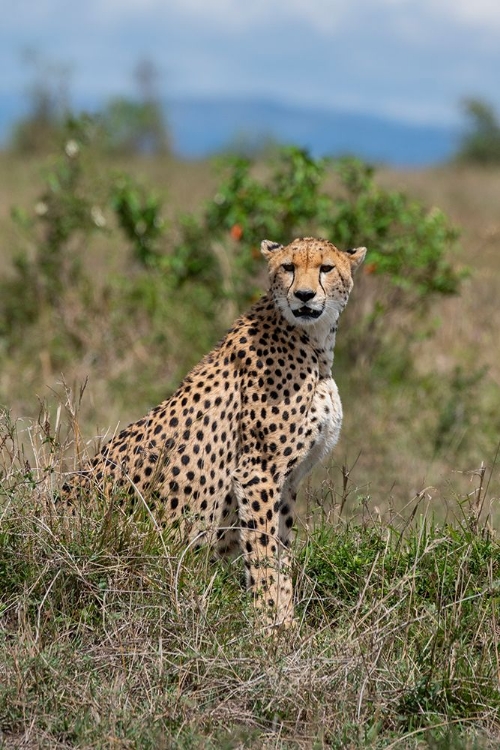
[1, 408, 500, 748]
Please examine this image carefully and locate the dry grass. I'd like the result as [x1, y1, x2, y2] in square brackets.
[1, 408, 500, 748]
[380, 165, 500, 378]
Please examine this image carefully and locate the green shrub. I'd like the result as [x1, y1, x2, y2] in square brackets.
[110, 174, 166, 267]
[1, 118, 107, 350]
[177, 148, 462, 297]
[456, 98, 500, 165]
[174, 148, 464, 375]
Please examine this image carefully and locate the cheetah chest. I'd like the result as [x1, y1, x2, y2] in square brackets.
[294, 376, 343, 484]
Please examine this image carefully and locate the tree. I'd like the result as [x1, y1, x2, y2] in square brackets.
[456, 98, 500, 165]
[100, 59, 170, 155]
[10, 54, 170, 156]
[11, 50, 72, 153]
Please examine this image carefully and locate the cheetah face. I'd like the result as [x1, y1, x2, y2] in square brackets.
[261, 237, 366, 328]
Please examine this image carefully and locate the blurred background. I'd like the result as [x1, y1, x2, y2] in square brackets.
[2, 0, 500, 163]
[1, 0, 500, 518]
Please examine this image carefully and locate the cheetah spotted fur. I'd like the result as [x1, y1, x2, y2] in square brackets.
[67, 237, 366, 627]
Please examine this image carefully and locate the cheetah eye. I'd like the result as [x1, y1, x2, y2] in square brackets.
[281, 263, 295, 273]
[320, 264, 335, 273]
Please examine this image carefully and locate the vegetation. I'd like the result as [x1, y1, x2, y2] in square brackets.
[10, 50, 73, 154]
[1, 121, 500, 746]
[10, 55, 169, 156]
[0, 128, 464, 375]
[456, 98, 500, 165]
[98, 60, 170, 155]
[1, 408, 500, 748]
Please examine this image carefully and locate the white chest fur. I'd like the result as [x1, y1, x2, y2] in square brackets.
[291, 376, 343, 487]
[312, 376, 343, 459]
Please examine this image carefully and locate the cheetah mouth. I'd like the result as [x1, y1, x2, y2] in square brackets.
[292, 306, 323, 320]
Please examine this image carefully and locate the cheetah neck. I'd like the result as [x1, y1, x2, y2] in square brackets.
[306, 320, 338, 376]
[263, 291, 338, 376]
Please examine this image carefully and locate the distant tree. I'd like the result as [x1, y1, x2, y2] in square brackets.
[11, 50, 72, 153]
[11, 54, 169, 156]
[456, 98, 500, 165]
[100, 59, 170, 155]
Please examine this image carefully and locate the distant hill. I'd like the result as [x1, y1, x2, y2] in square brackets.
[167, 97, 459, 166]
[0, 93, 458, 166]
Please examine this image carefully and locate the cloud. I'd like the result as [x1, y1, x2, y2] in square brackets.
[435, 0, 500, 28]
[6, 0, 500, 37]
[90, 0, 351, 32]
[96, 0, 500, 34]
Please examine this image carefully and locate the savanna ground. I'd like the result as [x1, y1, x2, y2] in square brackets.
[1, 142, 500, 748]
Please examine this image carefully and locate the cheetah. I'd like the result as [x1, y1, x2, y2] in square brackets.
[66, 237, 366, 627]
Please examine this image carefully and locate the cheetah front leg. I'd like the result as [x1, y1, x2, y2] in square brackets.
[232, 462, 295, 628]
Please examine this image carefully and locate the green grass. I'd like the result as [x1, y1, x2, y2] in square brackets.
[1, 412, 500, 749]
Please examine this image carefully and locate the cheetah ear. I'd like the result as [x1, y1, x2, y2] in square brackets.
[344, 246, 367, 271]
[261, 239, 284, 258]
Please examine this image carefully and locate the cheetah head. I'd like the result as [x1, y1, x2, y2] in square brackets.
[261, 237, 366, 328]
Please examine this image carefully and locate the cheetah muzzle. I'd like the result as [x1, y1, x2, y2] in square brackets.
[64, 237, 366, 629]
[292, 305, 323, 320]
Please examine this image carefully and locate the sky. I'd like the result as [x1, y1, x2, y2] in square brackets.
[1, 0, 500, 131]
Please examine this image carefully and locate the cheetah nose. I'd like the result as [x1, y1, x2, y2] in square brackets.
[294, 288, 316, 303]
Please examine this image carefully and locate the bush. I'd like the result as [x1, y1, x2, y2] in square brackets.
[175, 148, 464, 370]
[1, 119, 107, 355]
[456, 98, 500, 165]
